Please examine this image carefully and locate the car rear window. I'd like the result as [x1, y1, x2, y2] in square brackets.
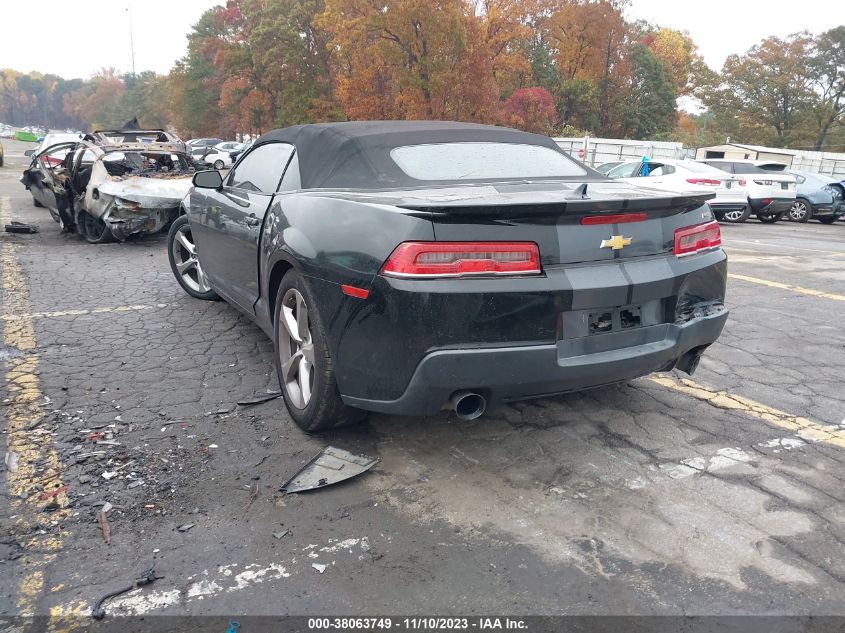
[682, 161, 727, 174]
[730, 163, 768, 174]
[390, 142, 587, 180]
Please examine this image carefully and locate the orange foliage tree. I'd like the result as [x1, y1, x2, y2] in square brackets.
[317, 0, 501, 122]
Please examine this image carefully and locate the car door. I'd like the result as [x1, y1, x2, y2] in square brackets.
[23, 143, 76, 215]
[193, 142, 295, 312]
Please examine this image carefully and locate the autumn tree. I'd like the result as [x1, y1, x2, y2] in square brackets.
[241, 0, 341, 126]
[644, 27, 698, 95]
[501, 86, 556, 133]
[168, 4, 234, 138]
[540, 0, 630, 134]
[318, 0, 500, 122]
[472, 0, 534, 94]
[63, 69, 128, 129]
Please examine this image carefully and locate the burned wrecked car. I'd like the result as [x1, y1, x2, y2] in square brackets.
[21, 129, 195, 243]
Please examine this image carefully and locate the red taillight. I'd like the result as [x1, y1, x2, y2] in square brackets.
[380, 242, 541, 278]
[686, 178, 722, 186]
[673, 221, 721, 257]
[580, 213, 647, 225]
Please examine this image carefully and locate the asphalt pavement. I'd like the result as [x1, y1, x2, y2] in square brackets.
[1, 137, 844, 620]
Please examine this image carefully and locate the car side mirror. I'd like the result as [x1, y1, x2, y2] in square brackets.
[24, 149, 34, 157]
[192, 170, 223, 190]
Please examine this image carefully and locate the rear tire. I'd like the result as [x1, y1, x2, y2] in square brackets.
[788, 199, 811, 223]
[273, 270, 367, 432]
[213, 159, 224, 170]
[167, 215, 219, 300]
[722, 206, 751, 223]
[757, 211, 784, 224]
[80, 211, 115, 243]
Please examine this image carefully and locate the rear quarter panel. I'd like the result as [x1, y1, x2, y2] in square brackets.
[257, 193, 434, 351]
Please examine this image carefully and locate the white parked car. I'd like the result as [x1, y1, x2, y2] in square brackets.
[201, 142, 240, 169]
[604, 159, 748, 221]
[203, 142, 249, 169]
[696, 159, 797, 223]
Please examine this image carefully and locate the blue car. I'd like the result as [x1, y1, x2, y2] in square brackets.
[787, 170, 845, 224]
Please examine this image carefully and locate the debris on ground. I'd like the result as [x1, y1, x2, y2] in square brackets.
[96, 509, 111, 545]
[91, 567, 163, 620]
[4, 451, 19, 472]
[237, 391, 282, 406]
[4, 221, 38, 234]
[39, 484, 67, 500]
[242, 482, 259, 518]
[177, 523, 195, 532]
[281, 446, 379, 493]
[272, 529, 290, 540]
[311, 563, 327, 573]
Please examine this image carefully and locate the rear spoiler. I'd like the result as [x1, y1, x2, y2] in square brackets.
[298, 184, 714, 219]
[397, 192, 714, 219]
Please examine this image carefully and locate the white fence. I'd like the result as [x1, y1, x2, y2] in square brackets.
[554, 137, 694, 168]
[787, 150, 845, 178]
[555, 136, 845, 178]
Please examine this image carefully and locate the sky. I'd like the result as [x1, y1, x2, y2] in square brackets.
[0, 0, 220, 79]
[623, 0, 834, 70]
[0, 0, 836, 79]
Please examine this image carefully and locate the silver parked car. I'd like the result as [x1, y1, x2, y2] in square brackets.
[787, 170, 845, 224]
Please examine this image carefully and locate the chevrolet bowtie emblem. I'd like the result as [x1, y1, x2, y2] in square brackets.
[600, 235, 632, 250]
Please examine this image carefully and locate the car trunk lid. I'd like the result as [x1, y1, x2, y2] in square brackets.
[332, 181, 714, 265]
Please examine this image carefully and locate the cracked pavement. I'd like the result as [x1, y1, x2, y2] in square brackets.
[1, 139, 844, 618]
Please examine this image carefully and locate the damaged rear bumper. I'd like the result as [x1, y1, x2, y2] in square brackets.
[341, 306, 728, 416]
[104, 206, 178, 240]
[92, 179, 191, 240]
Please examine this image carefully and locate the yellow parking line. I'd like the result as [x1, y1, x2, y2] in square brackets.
[1, 197, 69, 616]
[0, 303, 167, 322]
[648, 374, 845, 449]
[728, 272, 845, 302]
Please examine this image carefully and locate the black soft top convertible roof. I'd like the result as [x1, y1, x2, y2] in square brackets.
[253, 121, 584, 189]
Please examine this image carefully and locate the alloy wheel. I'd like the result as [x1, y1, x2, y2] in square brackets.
[171, 223, 212, 293]
[789, 201, 808, 222]
[278, 288, 315, 409]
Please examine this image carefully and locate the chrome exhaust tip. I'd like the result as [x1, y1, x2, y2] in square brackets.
[449, 391, 487, 421]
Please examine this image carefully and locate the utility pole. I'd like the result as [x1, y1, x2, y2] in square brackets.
[127, 2, 136, 75]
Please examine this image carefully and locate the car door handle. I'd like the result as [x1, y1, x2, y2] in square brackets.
[245, 214, 260, 227]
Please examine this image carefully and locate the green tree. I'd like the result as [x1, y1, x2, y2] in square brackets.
[714, 34, 813, 147]
[620, 44, 677, 139]
[807, 26, 845, 150]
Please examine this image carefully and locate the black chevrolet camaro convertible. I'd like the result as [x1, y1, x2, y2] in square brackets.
[168, 121, 728, 431]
